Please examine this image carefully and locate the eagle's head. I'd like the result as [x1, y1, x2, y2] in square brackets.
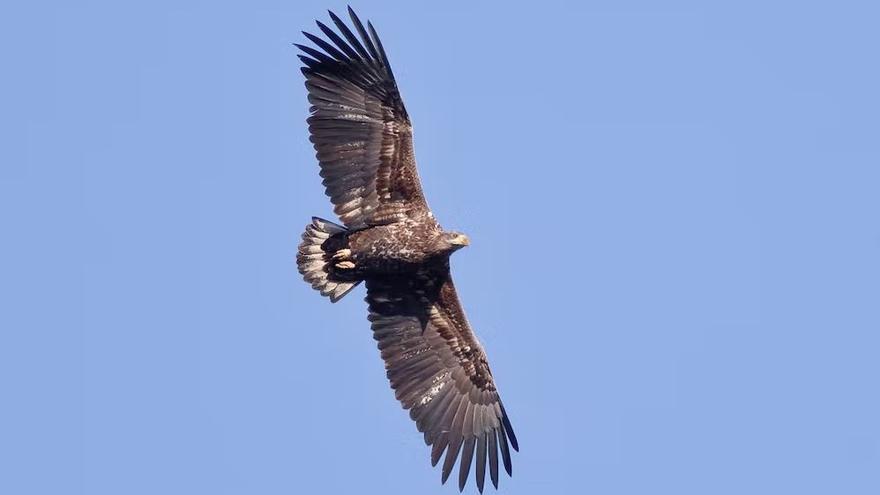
[437, 231, 470, 253]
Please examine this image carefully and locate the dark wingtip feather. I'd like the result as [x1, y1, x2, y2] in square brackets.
[475, 434, 487, 493]
[301, 30, 322, 47]
[441, 438, 463, 485]
[302, 30, 347, 62]
[431, 435, 448, 467]
[366, 20, 396, 81]
[314, 20, 338, 43]
[458, 437, 475, 491]
[297, 54, 319, 70]
[347, 5, 381, 63]
[488, 429, 500, 489]
[498, 426, 513, 477]
[500, 404, 519, 452]
[329, 9, 370, 60]
[301, 7, 407, 119]
[315, 19, 360, 61]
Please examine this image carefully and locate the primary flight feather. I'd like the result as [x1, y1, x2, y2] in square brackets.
[295, 8, 518, 491]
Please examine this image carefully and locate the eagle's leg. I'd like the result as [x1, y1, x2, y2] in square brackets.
[332, 248, 355, 270]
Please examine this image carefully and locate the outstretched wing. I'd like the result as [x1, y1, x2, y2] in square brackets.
[366, 273, 518, 492]
[297, 8, 429, 230]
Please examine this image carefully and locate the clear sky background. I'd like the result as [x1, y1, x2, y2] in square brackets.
[2, 1, 879, 494]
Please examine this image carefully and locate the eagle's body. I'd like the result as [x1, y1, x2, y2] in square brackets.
[347, 215, 444, 271]
[295, 9, 518, 492]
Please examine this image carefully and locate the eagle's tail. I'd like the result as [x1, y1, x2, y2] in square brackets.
[296, 217, 361, 302]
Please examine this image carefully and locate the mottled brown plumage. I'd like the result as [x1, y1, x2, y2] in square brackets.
[295, 8, 517, 492]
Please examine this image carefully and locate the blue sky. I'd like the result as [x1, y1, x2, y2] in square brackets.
[2, 1, 879, 494]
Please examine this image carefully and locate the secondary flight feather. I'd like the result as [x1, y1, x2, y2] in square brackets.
[295, 8, 518, 491]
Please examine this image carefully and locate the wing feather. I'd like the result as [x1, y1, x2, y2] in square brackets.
[488, 428, 500, 489]
[442, 434, 463, 484]
[365, 273, 517, 488]
[499, 422, 513, 477]
[475, 432, 488, 493]
[299, 9, 429, 229]
[431, 432, 448, 467]
[329, 10, 371, 61]
[459, 436, 476, 491]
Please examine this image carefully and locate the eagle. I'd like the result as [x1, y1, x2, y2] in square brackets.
[295, 8, 518, 492]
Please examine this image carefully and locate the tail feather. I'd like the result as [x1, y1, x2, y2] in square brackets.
[297, 217, 361, 302]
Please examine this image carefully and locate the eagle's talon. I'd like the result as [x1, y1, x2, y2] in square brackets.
[332, 248, 352, 261]
[334, 260, 355, 270]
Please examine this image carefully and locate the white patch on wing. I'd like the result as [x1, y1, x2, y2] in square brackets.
[418, 371, 452, 405]
[336, 112, 378, 122]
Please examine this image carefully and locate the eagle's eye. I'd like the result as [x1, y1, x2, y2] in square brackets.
[448, 233, 470, 247]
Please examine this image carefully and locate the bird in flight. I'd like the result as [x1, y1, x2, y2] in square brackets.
[295, 8, 518, 491]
